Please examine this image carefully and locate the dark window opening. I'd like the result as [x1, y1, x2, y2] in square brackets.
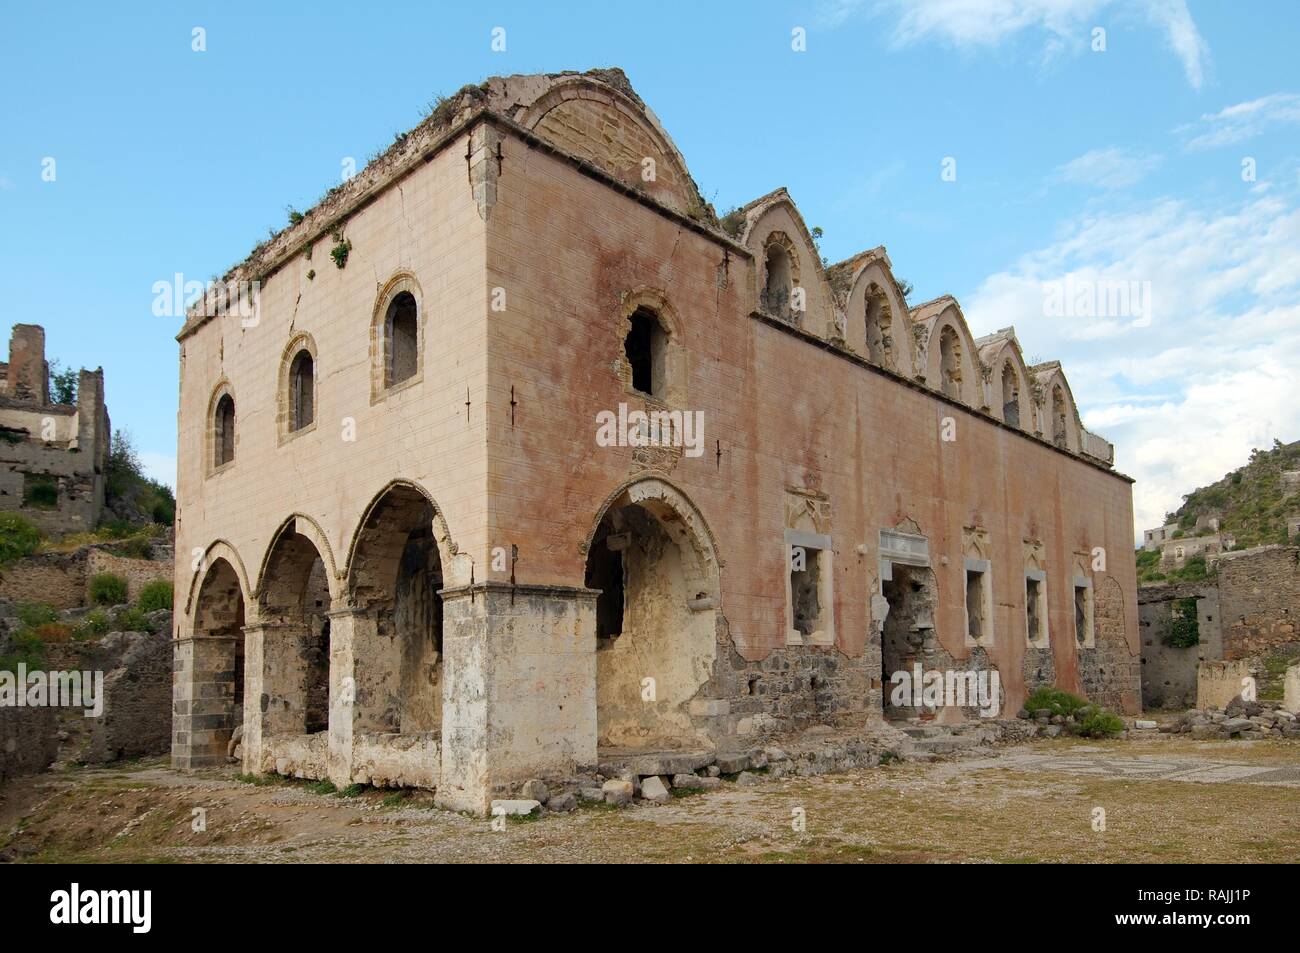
[790, 547, 823, 637]
[1001, 363, 1020, 428]
[624, 307, 667, 398]
[289, 350, 314, 431]
[762, 243, 793, 317]
[586, 521, 625, 640]
[1026, 576, 1043, 644]
[386, 291, 419, 386]
[966, 569, 984, 640]
[1074, 585, 1088, 645]
[215, 394, 235, 467]
[1052, 385, 1068, 448]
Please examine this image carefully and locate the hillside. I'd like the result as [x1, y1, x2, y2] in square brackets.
[1136, 438, 1300, 583]
[1164, 438, 1300, 548]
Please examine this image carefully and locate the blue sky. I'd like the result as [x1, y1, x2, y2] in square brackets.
[3, 1, 1298, 537]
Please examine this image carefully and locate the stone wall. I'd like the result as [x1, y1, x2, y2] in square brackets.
[0, 548, 87, 609]
[84, 622, 173, 762]
[85, 550, 172, 603]
[0, 542, 172, 610]
[1197, 659, 1254, 710]
[1217, 546, 1300, 660]
[0, 705, 57, 782]
[1138, 581, 1221, 709]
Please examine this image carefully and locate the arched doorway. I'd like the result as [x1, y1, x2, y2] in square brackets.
[584, 479, 719, 752]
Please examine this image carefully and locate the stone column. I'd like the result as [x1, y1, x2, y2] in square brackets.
[437, 583, 597, 814]
[171, 633, 240, 769]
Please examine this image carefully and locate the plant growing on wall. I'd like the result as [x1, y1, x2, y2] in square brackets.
[330, 229, 352, 269]
[1162, 597, 1200, 648]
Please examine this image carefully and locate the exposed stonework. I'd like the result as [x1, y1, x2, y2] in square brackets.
[0, 705, 57, 782]
[172, 69, 1139, 814]
[1140, 545, 1300, 708]
[0, 324, 110, 536]
[1138, 580, 1221, 709]
[0, 537, 172, 610]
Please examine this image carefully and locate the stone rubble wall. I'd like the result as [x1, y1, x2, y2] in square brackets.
[0, 705, 58, 782]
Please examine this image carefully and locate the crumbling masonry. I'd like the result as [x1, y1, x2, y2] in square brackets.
[171, 70, 1140, 813]
[0, 324, 110, 535]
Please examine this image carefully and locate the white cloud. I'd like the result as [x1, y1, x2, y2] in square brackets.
[839, 0, 1209, 88]
[964, 187, 1300, 540]
[140, 451, 176, 491]
[1181, 93, 1300, 149]
[1054, 147, 1163, 189]
[1142, 0, 1210, 89]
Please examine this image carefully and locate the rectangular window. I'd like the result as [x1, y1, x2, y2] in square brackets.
[785, 529, 835, 647]
[1073, 575, 1094, 648]
[1025, 571, 1048, 647]
[964, 556, 992, 645]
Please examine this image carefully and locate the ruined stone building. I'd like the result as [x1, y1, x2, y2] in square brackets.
[1140, 544, 1300, 708]
[0, 324, 110, 535]
[171, 70, 1139, 813]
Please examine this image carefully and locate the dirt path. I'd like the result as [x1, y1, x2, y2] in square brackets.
[3, 736, 1298, 863]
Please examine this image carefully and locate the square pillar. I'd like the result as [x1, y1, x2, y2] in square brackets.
[241, 621, 309, 772]
[325, 605, 399, 786]
[171, 634, 240, 769]
[437, 583, 597, 814]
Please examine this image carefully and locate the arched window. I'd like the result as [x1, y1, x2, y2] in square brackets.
[289, 350, 314, 431]
[938, 326, 962, 399]
[214, 394, 235, 468]
[1001, 362, 1020, 427]
[624, 306, 668, 398]
[385, 291, 419, 387]
[762, 243, 792, 316]
[1052, 385, 1068, 448]
[865, 286, 893, 368]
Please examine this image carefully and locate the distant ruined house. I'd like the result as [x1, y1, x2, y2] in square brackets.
[0, 323, 110, 535]
[171, 69, 1139, 813]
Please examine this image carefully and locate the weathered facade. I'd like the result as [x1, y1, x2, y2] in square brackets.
[0, 324, 110, 535]
[171, 70, 1139, 813]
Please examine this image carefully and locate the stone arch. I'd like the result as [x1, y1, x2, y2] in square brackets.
[277, 332, 318, 439]
[1033, 365, 1082, 452]
[740, 192, 839, 340]
[369, 272, 424, 401]
[254, 513, 341, 604]
[843, 258, 916, 374]
[516, 75, 700, 215]
[343, 479, 455, 734]
[184, 539, 252, 617]
[345, 479, 457, 603]
[991, 346, 1032, 429]
[255, 518, 336, 738]
[582, 476, 722, 750]
[921, 309, 982, 407]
